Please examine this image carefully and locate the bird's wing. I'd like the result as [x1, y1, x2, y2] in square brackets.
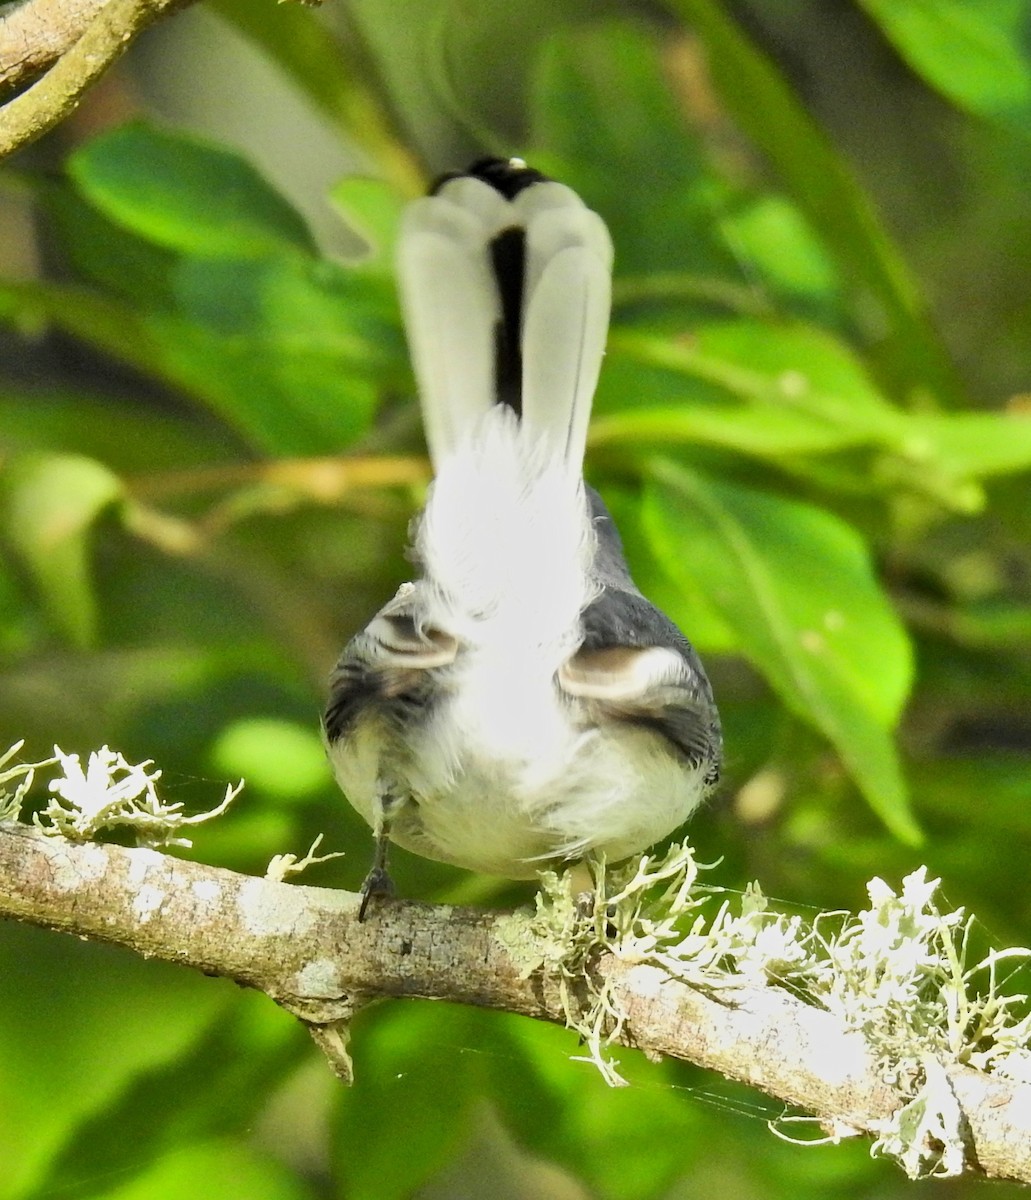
[559, 586, 722, 779]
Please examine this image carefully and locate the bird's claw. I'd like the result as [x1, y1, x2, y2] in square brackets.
[358, 865, 394, 921]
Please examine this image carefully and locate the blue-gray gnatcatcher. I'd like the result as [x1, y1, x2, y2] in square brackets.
[324, 158, 721, 917]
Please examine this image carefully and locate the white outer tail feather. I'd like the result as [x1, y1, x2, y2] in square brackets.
[396, 197, 500, 462]
[397, 174, 613, 476]
[516, 183, 612, 476]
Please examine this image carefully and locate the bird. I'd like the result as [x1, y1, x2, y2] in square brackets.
[324, 157, 721, 918]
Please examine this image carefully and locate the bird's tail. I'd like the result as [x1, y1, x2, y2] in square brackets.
[396, 158, 613, 479]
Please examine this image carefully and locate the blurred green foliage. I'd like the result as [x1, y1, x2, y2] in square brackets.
[1, 0, 1030, 1197]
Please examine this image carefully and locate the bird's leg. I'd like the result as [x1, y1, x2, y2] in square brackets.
[358, 791, 397, 921]
[358, 834, 392, 921]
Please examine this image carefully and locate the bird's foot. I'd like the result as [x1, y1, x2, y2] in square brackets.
[358, 864, 395, 922]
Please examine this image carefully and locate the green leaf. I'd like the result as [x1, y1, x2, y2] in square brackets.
[41, 177, 179, 307]
[593, 483, 736, 652]
[0, 924, 234, 1198]
[0, 278, 163, 379]
[899, 410, 1031, 481]
[612, 320, 906, 443]
[68, 121, 317, 258]
[0, 259, 403, 454]
[23, 992, 303, 1200]
[532, 22, 742, 280]
[334, 1003, 480, 1200]
[638, 321, 898, 425]
[534, 24, 850, 328]
[101, 1140, 315, 1200]
[856, 0, 1031, 133]
[663, 0, 960, 403]
[160, 255, 400, 452]
[591, 403, 866, 459]
[644, 460, 919, 843]
[0, 454, 123, 647]
[604, 324, 1017, 511]
[718, 193, 841, 307]
[609, 321, 996, 510]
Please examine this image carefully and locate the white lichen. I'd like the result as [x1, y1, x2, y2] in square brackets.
[191, 879, 223, 905]
[871, 1054, 967, 1179]
[499, 843, 717, 1087]
[41, 838, 111, 890]
[237, 875, 316, 937]
[0, 739, 242, 848]
[132, 884, 168, 924]
[295, 957, 344, 998]
[0, 741, 56, 823]
[521, 850, 1031, 1179]
[34, 745, 242, 848]
[266, 833, 346, 882]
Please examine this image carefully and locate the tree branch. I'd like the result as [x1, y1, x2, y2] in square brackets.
[1, 0, 105, 91]
[0, 0, 193, 160]
[1, 822, 1030, 1182]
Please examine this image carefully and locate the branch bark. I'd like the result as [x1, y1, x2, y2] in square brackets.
[1, 821, 1030, 1184]
[1, 0, 107, 91]
[0, 0, 193, 159]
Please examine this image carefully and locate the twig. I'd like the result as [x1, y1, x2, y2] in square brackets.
[127, 454, 430, 503]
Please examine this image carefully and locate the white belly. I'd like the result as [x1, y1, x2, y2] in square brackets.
[328, 656, 706, 878]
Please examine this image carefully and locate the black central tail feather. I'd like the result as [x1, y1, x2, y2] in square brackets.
[490, 226, 527, 414]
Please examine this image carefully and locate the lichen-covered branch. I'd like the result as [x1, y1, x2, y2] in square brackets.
[1, 822, 1030, 1184]
[0, 0, 193, 160]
